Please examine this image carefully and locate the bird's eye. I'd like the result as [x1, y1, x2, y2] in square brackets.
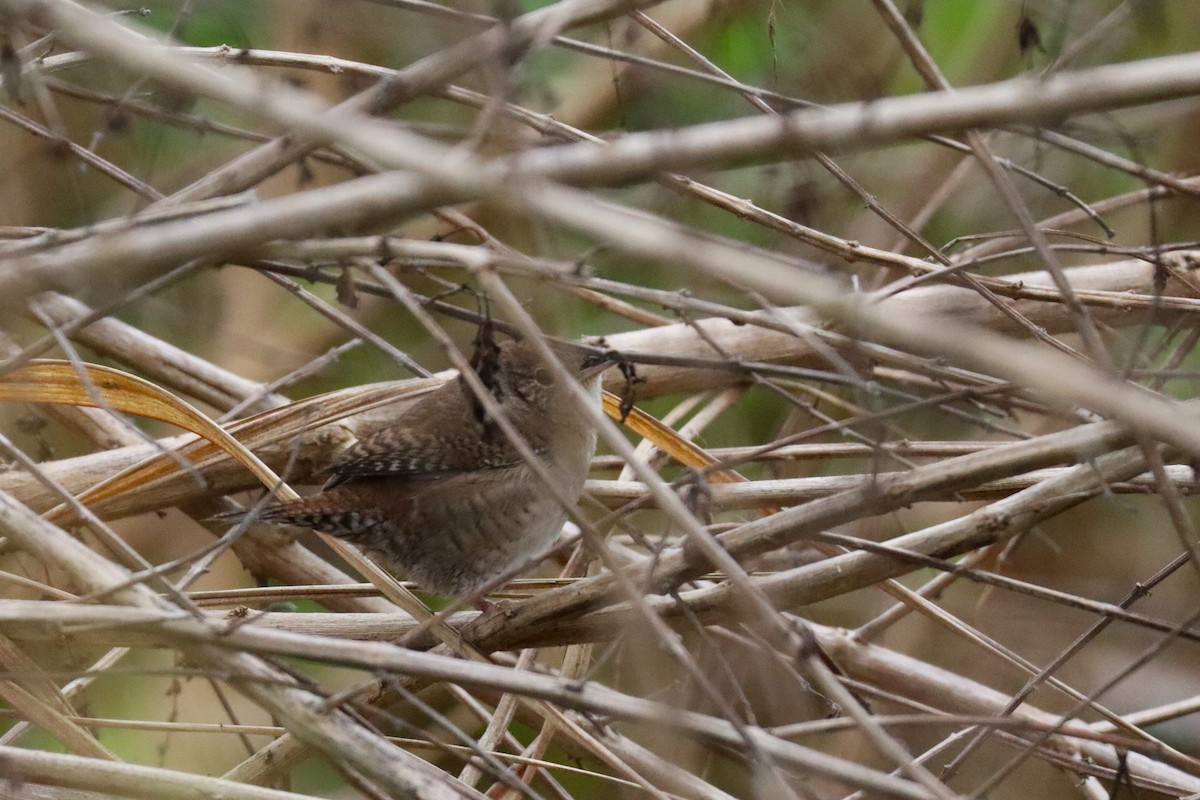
[533, 367, 555, 386]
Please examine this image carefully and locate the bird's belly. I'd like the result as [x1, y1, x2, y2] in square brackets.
[354, 467, 576, 596]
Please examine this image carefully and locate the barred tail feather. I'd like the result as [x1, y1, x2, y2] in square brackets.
[210, 495, 384, 536]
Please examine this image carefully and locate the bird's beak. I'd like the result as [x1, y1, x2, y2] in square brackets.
[578, 350, 618, 382]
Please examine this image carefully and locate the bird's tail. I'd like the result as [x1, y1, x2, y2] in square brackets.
[208, 492, 384, 536]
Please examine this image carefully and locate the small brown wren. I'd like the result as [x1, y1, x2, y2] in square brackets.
[229, 338, 612, 596]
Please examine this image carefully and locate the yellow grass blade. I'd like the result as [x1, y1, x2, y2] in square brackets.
[601, 390, 743, 484]
[0, 360, 293, 516]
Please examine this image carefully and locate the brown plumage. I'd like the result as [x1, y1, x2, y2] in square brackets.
[229, 339, 610, 596]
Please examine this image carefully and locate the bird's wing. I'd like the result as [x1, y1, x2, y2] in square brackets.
[322, 426, 528, 488]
